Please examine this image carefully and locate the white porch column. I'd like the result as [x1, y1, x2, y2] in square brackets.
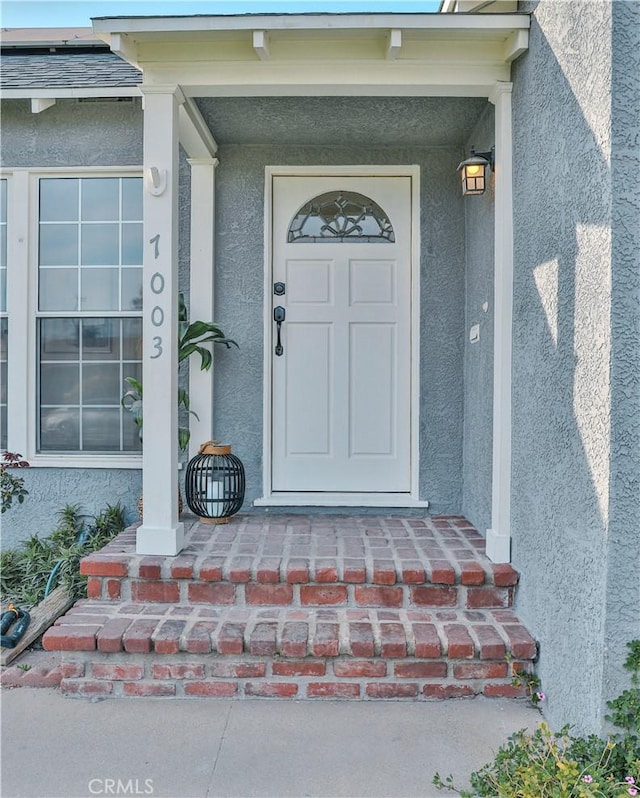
[187, 157, 218, 460]
[486, 81, 514, 564]
[136, 85, 185, 556]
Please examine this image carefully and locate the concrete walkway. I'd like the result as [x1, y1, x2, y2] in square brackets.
[1, 687, 540, 798]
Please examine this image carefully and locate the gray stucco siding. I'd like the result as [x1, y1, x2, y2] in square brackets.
[461, 104, 495, 535]
[0, 98, 143, 167]
[604, 0, 640, 723]
[1, 468, 142, 550]
[510, 0, 629, 736]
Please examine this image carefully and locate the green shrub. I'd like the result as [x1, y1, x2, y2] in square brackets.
[0, 452, 30, 513]
[433, 641, 640, 798]
[0, 503, 125, 607]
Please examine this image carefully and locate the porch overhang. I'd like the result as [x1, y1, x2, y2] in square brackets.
[92, 12, 529, 98]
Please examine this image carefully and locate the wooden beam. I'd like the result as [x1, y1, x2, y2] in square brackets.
[178, 97, 218, 159]
[253, 30, 270, 61]
[386, 29, 402, 60]
[110, 32, 140, 67]
[502, 29, 529, 63]
[30, 98, 56, 114]
[0, 586, 74, 667]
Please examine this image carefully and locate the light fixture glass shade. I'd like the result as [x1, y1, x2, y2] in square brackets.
[457, 155, 490, 196]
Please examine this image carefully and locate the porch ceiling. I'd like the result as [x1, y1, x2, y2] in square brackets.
[195, 96, 489, 148]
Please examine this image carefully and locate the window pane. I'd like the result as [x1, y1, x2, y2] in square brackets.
[0, 317, 7, 358]
[122, 223, 142, 265]
[122, 178, 142, 221]
[40, 224, 78, 266]
[83, 408, 121, 451]
[40, 318, 79, 361]
[40, 407, 80, 451]
[81, 268, 118, 311]
[123, 409, 143, 451]
[38, 318, 142, 453]
[121, 268, 142, 311]
[40, 363, 79, 404]
[0, 362, 6, 403]
[81, 223, 119, 266]
[122, 318, 142, 360]
[84, 363, 120, 404]
[289, 190, 395, 243]
[122, 361, 141, 387]
[0, 180, 6, 314]
[40, 179, 79, 222]
[82, 319, 119, 361]
[0, 221, 6, 268]
[0, 406, 6, 451]
[81, 178, 119, 221]
[39, 268, 78, 311]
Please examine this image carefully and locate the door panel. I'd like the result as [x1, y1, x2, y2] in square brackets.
[271, 175, 412, 493]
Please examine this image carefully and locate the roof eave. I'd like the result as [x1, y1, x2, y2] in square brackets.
[92, 12, 530, 36]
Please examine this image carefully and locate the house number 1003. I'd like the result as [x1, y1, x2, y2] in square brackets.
[149, 234, 165, 359]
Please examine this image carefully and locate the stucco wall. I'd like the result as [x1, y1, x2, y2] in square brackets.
[1, 99, 147, 548]
[511, 0, 618, 735]
[461, 105, 495, 534]
[0, 98, 143, 167]
[603, 0, 640, 723]
[1, 468, 142, 549]
[210, 141, 466, 513]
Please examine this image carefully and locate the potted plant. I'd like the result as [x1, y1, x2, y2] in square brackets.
[121, 291, 237, 453]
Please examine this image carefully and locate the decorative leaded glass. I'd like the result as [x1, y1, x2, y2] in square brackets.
[288, 191, 395, 243]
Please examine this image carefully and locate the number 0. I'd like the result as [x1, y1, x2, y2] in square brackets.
[151, 306, 164, 327]
[150, 272, 165, 295]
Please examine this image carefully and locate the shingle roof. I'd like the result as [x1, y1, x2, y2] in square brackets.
[0, 51, 142, 90]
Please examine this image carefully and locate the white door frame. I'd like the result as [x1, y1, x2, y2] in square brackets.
[256, 164, 427, 508]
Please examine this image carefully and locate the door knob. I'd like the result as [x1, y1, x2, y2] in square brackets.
[274, 306, 285, 356]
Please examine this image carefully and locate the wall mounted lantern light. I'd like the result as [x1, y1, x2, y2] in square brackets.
[457, 147, 495, 196]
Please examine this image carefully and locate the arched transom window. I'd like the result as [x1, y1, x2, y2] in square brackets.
[288, 190, 395, 243]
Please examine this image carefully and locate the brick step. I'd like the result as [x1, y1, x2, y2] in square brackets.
[43, 601, 537, 700]
[80, 516, 519, 610]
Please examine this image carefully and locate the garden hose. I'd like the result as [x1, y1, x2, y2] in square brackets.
[0, 604, 31, 648]
[43, 524, 91, 598]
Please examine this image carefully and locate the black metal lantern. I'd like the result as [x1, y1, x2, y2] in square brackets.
[457, 147, 494, 196]
[185, 441, 245, 524]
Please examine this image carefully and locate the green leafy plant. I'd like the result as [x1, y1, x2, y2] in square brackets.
[512, 665, 546, 707]
[121, 292, 237, 451]
[0, 503, 126, 607]
[433, 641, 640, 797]
[1, 452, 30, 513]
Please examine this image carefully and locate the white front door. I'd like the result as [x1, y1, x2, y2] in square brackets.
[271, 174, 413, 493]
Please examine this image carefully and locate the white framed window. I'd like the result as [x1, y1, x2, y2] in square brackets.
[3, 167, 144, 468]
[36, 175, 143, 455]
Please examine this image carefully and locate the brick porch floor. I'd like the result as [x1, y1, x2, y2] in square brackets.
[42, 513, 538, 699]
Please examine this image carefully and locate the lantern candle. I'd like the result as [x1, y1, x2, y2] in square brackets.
[206, 479, 225, 517]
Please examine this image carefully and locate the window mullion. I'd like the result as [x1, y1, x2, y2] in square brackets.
[6, 170, 30, 457]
